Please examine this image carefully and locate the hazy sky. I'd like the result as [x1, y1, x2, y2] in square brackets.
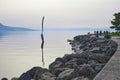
[0, 0, 120, 29]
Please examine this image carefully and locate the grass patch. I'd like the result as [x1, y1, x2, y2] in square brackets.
[110, 32, 120, 37]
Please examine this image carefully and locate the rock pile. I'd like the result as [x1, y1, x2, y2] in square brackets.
[10, 35, 118, 80]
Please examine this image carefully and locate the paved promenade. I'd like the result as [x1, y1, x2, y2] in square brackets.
[94, 37, 120, 80]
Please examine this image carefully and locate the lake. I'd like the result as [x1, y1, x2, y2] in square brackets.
[0, 29, 95, 79]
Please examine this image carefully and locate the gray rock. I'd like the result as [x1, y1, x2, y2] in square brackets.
[33, 70, 55, 80]
[53, 68, 70, 76]
[51, 61, 63, 68]
[18, 67, 48, 80]
[71, 77, 89, 80]
[89, 54, 110, 63]
[57, 69, 74, 80]
[65, 58, 77, 65]
[40, 72, 56, 80]
[88, 60, 99, 67]
[76, 58, 88, 65]
[94, 64, 104, 72]
[18, 73, 32, 80]
[77, 64, 95, 78]
[1, 78, 8, 80]
[89, 47, 101, 53]
[102, 45, 117, 56]
[11, 77, 18, 80]
[96, 39, 106, 43]
[67, 39, 72, 43]
[49, 58, 64, 74]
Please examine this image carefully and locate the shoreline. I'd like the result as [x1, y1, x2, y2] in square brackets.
[2, 34, 118, 80]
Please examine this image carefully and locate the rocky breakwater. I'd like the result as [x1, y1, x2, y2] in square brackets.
[15, 35, 117, 80]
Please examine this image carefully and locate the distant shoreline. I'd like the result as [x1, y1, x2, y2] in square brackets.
[0, 23, 36, 31]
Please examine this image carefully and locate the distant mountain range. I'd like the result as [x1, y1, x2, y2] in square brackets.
[0, 23, 34, 31]
[0, 23, 114, 32]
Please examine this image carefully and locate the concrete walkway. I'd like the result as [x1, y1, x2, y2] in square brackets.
[94, 37, 120, 80]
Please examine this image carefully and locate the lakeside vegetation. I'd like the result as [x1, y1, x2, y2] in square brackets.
[110, 32, 120, 37]
[109, 12, 120, 37]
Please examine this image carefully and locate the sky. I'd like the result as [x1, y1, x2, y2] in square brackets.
[0, 0, 120, 29]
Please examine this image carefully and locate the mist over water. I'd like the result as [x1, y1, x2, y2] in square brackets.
[0, 29, 108, 79]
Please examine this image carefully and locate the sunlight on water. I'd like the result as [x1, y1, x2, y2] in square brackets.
[0, 30, 91, 79]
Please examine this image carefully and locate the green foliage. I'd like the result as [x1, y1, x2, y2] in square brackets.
[110, 12, 120, 32]
[110, 32, 120, 37]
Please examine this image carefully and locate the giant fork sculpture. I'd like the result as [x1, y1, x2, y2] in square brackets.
[41, 16, 45, 66]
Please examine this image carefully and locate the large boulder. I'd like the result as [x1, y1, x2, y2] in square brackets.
[11, 77, 18, 80]
[89, 54, 110, 63]
[18, 67, 48, 80]
[96, 39, 106, 43]
[64, 58, 78, 68]
[49, 57, 64, 74]
[89, 47, 102, 53]
[1, 78, 8, 80]
[71, 77, 89, 80]
[75, 64, 95, 79]
[88, 60, 99, 67]
[53, 68, 70, 76]
[57, 69, 74, 80]
[94, 64, 104, 72]
[40, 72, 56, 80]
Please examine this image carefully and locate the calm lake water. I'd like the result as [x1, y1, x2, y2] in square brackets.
[0, 30, 94, 79]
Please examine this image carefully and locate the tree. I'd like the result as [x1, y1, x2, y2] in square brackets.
[110, 12, 120, 32]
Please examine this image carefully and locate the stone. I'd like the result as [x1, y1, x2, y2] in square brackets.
[76, 58, 88, 65]
[96, 39, 106, 43]
[18, 67, 48, 80]
[57, 69, 74, 80]
[53, 68, 70, 76]
[11, 77, 18, 80]
[65, 58, 77, 65]
[94, 64, 104, 72]
[88, 60, 99, 67]
[62, 54, 74, 62]
[18, 67, 55, 80]
[1, 78, 8, 80]
[102, 46, 113, 56]
[102, 45, 117, 56]
[77, 64, 95, 78]
[89, 47, 101, 53]
[49, 58, 64, 74]
[71, 77, 89, 80]
[67, 39, 72, 43]
[18, 73, 32, 80]
[50, 61, 63, 68]
[89, 54, 110, 63]
[33, 69, 49, 80]
[65, 63, 78, 69]
[40, 72, 56, 80]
